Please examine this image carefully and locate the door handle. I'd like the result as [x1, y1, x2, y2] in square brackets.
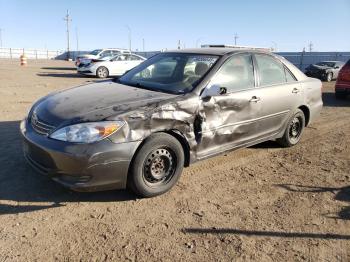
[249, 96, 261, 102]
[292, 88, 300, 94]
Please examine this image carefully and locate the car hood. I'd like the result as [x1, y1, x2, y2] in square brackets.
[78, 54, 97, 59]
[309, 64, 332, 70]
[33, 81, 178, 128]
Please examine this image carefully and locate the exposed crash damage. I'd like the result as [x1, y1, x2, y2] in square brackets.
[21, 48, 323, 197]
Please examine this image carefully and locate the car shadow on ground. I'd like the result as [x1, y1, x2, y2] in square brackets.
[250, 140, 281, 149]
[41, 67, 76, 71]
[36, 72, 93, 78]
[0, 121, 137, 216]
[37, 72, 113, 80]
[183, 184, 350, 240]
[182, 228, 350, 240]
[322, 92, 350, 107]
[277, 184, 350, 221]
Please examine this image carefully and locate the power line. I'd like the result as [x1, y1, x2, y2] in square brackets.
[63, 10, 72, 60]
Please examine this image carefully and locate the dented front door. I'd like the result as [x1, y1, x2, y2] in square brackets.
[195, 53, 261, 159]
[197, 90, 262, 158]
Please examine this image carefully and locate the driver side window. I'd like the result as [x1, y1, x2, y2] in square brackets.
[210, 54, 255, 93]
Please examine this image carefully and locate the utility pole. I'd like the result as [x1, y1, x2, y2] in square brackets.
[125, 25, 131, 51]
[308, 41, 313, 52]
[63, 10, 71, 60]
[0, 28, 2, 47]
[234, 33, 239, 46]
[177, 40, 181, 49]
[142, 38, 145, 51]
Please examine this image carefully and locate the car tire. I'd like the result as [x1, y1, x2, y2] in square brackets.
[128, 133, 184, 198]
[277, 109, 305, 147]
[326, 72, 333, 82]
[96, 66, 109, 78]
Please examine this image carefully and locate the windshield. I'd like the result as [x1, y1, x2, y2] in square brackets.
[316, 62, 335, 67]
[89, 49, 102, 55]
[117, 53, 219, 94]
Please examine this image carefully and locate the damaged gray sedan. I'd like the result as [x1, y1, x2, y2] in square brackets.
[21, 48, 323, 197]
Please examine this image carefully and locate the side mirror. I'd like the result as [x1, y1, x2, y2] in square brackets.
[201, 84, 225, 99]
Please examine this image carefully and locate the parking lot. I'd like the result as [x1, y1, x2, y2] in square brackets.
[0, 59, 349, 261]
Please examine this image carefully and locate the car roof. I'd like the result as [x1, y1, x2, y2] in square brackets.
[102, 48, 129, 51]
[165, 48, 272, 56]
[318, 61, 344, 63]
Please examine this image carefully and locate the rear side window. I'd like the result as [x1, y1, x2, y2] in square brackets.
[129, 55, 142, 61]
[210, 54, 255, 93]
[285, 68, 296, 82]
[255, 54, 286, 86]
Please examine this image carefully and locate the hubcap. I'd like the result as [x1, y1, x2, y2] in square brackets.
[99, 68, 107, 77]
[143, 148, 176, 186]
[289, 117, 302, 140]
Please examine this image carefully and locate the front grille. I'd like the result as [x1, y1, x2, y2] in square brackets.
[30, 114, 55, 136]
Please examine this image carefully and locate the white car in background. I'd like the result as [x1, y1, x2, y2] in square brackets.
[77, 53, 146, 78]
[75, 48, 130, 66]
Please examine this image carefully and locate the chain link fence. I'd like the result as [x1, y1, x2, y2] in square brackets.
[1, 47, 349, 73]
[0, 47, 64, 59]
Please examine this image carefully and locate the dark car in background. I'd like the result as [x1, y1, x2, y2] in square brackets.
[335, 59, 350, 99]
[305, 61, 345, 82]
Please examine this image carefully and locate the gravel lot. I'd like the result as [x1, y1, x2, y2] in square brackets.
[0, 59, 349, 261]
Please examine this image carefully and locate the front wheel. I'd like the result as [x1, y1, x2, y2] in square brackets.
[325, 72, 333, 82]
[128, 133, 184, 197]
[277, 109, 305, 147]
[96, 66, 109, 78]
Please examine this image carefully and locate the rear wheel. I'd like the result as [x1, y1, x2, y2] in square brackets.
[128, 133, 184, 197]
[96, 66, 109, 78]
[277, 109, 305, 147]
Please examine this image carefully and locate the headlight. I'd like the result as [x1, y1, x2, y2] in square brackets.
[49, 121, 125, 143]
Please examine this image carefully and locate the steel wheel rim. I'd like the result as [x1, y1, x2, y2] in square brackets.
[289, 116, 302, 141]
[143, 147, 177, 187]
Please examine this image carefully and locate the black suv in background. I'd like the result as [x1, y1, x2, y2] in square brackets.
[305, 61, 345, 82]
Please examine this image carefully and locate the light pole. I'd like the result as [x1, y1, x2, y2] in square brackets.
[234, 33, 239, 46]
[271, 41, 277, 52]
[75, 27, 79, 53]
[125, 25, 131, 51]
[142, 38, 145, 51]
[0, 28, 2, 48]
[63, 10, 72, 60]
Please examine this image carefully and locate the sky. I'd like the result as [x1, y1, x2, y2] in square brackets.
[0, 0, 349, 52]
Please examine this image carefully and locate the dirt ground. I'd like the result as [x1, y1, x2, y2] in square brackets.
[0, 59, 349, 262]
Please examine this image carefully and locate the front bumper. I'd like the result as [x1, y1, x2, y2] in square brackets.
[20, 119, 140, 192]
[77, 67, 94, 75]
